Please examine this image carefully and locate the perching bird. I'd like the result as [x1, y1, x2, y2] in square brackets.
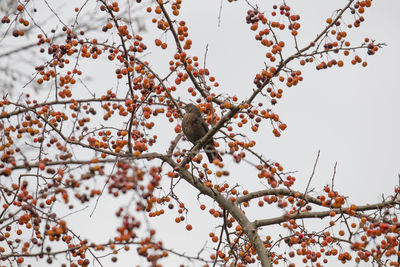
[182, 103, 223, 163]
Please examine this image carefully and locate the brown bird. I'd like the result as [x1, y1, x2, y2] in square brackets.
[182, 103, 223, 163]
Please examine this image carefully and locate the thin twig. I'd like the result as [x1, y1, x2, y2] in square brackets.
[304, 150, 320, 196]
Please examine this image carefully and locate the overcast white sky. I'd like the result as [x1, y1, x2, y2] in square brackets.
[83, 1, 400, 265]
[2, 0, 400, 266]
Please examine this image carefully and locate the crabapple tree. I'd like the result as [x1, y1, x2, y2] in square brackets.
[0, 0, 396, 267]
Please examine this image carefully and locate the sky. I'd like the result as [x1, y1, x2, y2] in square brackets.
[2, 0, 400, 266]
[148, 1, 400, 265]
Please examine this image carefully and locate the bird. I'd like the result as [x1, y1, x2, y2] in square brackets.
[182, 103, 223, 163]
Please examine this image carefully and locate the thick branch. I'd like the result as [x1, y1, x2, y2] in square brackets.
[236, 188, 322, 205]
[164, 156, 272, 267]
[254, 200, 397, 227]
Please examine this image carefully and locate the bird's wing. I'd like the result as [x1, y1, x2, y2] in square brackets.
[200, 117, 210, 134]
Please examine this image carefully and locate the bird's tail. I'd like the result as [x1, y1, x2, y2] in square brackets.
[205, 143, 223, 163]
